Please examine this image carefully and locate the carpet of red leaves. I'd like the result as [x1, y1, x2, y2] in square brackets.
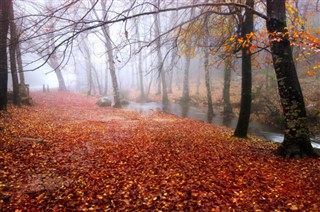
[0, 92, 319, 211]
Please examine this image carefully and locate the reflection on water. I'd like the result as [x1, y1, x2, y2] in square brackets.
[125, 101, 320, 149]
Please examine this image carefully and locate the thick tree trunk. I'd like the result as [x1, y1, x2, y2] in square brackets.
[223, 56, 233, 114]
[266, 0, 316, 158]
[8, 0, 19, 106]
[0, 0, 9, 110]
[234, 0, 254, 138]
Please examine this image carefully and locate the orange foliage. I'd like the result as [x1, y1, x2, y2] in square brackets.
[0, 92, 319, 210]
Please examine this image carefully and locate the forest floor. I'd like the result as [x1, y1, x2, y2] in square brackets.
[0, 92, 319, 211]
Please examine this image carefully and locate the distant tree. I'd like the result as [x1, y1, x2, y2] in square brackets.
[16, 28, 25, 86]
[135, 17, 145, 102]
[223, 55, 233, 114]
[21, 1, 68, 91]
[203, 14, 214, 118]
[154, 0, 169, 105]
[181, 56, 191, 103]
[80, 36, 94, 96]
[91, 0, 122, 107]
[180, 5, 195, 104]
[46, 8, 67, 90]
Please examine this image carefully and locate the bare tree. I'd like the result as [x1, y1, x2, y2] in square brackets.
[154, 0, 169, 105]
[203, 14, 214, 118]
[135, 17, 145, 102]
[223, 55, 233, 114]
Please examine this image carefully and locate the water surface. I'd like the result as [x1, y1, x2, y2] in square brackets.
[125, 101, 320, 149]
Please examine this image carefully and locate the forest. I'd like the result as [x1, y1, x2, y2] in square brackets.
[0, 0, 320, 210]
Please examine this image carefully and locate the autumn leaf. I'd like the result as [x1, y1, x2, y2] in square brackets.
[307, 70, 317, 76]
[0, 92, 319, 211]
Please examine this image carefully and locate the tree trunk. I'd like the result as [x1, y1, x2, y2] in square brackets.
[83, 40, 93, 95]
[0, 0, 9, 110]
[156, 78, 161, 95]
[46, 27, 67, 91]
[93, 66, 102, 96]
[100, 1, 121, 108]
[54, 66, 67, 91]
[104, 26, 121, 108]
[16, 41, 24, 86]
[204, 15, 214, 118]
[47, 43, 67, 91]
[196, 67, 201, 95]
[234, 0, 254, 138]
[181, 57, 191, 103]
[49, 55, 67, 91]
[8, 0, 19, 106]
[266, 0, 316, 158]
[86, 61, 92, 95]
[136, 18, 145, 102]
[167, 56, 174, 94]
[154, 2, 169, 105]
[138, 53, 145, 101]
[223, 56, 233, 114]
[14, 24, 25, 86]
[103, 53, 109, 96]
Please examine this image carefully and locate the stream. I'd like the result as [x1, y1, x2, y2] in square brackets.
[125, 101, 320, 149]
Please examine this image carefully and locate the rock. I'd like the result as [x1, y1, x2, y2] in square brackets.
[96, 97, 112, 107]
[120, 99, 129, 106]
[21, 97, 32, 105]
[306, 103, 320, 123]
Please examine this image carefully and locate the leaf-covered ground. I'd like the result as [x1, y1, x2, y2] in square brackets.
[0, 92, 319, 211]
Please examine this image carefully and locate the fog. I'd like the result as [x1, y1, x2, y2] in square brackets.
[11, 0, 236, 96]
[6, 0, 319, 136]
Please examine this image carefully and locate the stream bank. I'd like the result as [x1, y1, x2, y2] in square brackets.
[125, 101, 320, 149]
